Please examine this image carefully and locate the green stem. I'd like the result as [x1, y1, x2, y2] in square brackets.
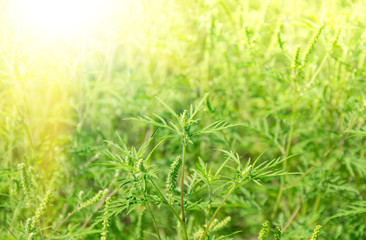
[149, 177, 188, 240]
[181, 143, 186, 223]
[146, 202, 162, 240]
[200, 183, 236, 240]
[51, 208, 77, 236]
[143, 175, 161, 240]
[0, 219, 16, 239]
[272, 68, 298, 220]
[305, 53, 328, 90]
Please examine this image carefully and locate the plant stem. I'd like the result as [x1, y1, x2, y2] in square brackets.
[304, 53, 329, 91]
[146, 202, 162, 240]
[200, 183, 236, 240]
[149, 177, 188, 240]
[181, 143, 186, 223]
[51, 209, 77, 236]
[0, 219, 16, 239]
[272, 67, 298, 220]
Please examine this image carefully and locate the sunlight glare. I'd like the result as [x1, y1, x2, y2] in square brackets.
[17, 0, 104, 37]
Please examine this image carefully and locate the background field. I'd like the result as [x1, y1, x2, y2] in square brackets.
[1, 0, 366, 239]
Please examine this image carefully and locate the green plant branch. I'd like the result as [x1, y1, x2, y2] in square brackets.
[149, 177, 188, 240]
[146, 202, 162, 240]
[272, 61, 299, 220]
[200, 183, 236, 240]
[51, 208, 78, 236]
[181, 143, 186, 223]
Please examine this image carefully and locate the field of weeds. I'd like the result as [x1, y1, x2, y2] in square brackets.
[1, 0, 366, 239]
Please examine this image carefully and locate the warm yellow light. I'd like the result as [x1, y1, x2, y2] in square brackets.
[16, 0, 105, 37]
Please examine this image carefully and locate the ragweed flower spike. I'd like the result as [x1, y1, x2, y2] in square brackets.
[179, 110, 188, 128]
[330, 28, 341, 50]
[31, 190, 52, 228]
[274, 226, 282, 240]
[136, 158, 145, 172]
[166, 156, 182, 192]
[241, 165, 252, 178]
[193, 217, 231, 239]
[77, 189, 107, 211]
[18, 163, 33, 206]
[101, 196, 111, 240]
[211, 216, 231, 232]
[25, 218, 32, 233]
[303, 24, 325, 66]
[193, 229, 204, 240]
[291, 46, 301, 70]
[27, 232, 35, 240]
[192, 219, 218, 240]
[310, 225, 321, 240]
[258, 221, 270, 240]
[78, 191, 84, 201]
[208, 219, 219, 232]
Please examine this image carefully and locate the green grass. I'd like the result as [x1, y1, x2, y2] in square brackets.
[1, 0, 366, 239]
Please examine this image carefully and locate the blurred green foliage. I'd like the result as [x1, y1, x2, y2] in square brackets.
[1, 0, 366, 239]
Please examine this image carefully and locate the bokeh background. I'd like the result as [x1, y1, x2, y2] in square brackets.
[1, 0, 366, 239]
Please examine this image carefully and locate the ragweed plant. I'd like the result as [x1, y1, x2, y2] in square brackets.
[100, 95, 289, 240]
[129, 94, 239, 224]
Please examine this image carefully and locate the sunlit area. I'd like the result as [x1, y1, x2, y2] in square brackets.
[16, 0, 104, 36]
[1, 0, 366, 239]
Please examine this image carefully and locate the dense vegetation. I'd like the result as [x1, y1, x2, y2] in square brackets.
[1, 0, 366, 239]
